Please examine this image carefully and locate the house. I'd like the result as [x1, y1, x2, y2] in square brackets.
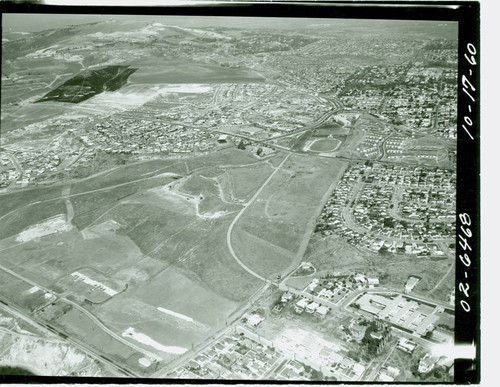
[379, 372, 394, 382]
[418, 354, 439, 373]
[217, 134, 228, 143]
[295, 298, 309, 314]
[272, 303, 284, 313]
[405, 276, 420, 293]
[288, 360, 305, 374]
[397, 338, 418, 353]
[306, 302, 320, 314]
[139, 357, 153, 368]
[367, 277, 380, 288]
[354, 274, 367, 284]
[247, 314, 264, 328]
[315, 305, 329, 319]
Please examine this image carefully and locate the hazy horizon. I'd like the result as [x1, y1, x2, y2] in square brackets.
[3, 13, 457, 39]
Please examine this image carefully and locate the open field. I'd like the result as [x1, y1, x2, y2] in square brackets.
[232, 155, 348, 278]
[70, 159, 187, 194]
[0, 199, 67, 240]
[231, 227, 293, 278]
[0, 270, 53, 312]
[1, 103, 70, 133]
[71, 178, 176, 230]
[95, 267, 238, 354]
[1, 148, 270, 299]
[223, 162, 275, 201]
[54, 304, 139, 361]
[128, 60, 265, 84]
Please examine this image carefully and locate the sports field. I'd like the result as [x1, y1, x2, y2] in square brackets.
[308, 138, 342, 152]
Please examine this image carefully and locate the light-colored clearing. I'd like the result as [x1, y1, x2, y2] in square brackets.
[156, 307, 193, 322]
[122, 327, 187, 355]
[71, 271, 117, 297]
[16, 214, 72, 243]
[27, 286, 40, 294]
[155, 84, 212, 94]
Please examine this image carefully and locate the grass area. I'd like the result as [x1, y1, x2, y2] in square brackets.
[236, 155, 348, 254]
[87, 197, 261, 302]
[71, 177, 174, 229]
[70, 159, 186, 194]
[110, 203, 195, 256]
[0, 103, 69, 132]
[179, 174, 218, 197]
[0, 269, 50, 312]
[283, 276, 312, 291]
[232, 227, 293, 277]
[95, 266, 239, 352]
[0, 185, 63, 215]
[160, 217, 262, 302]
[184, 148, 260, 173]
[303, 234, 370, 274]
[129, 60, 265, 84]
[0, 199, 66, 240]
[225, 162, 274, 201]
[55, 304, 138, 361]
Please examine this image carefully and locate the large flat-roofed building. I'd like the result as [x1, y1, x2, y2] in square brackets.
[355, 293, 446, 337]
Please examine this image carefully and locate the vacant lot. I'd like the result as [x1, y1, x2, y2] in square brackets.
[0, 148, 291, 367]
[55, 304, 139, 361]
[95, 266, 238, 353]
[70, 159, 186, 194]
[129, 60, 265, 84]
[0, 185, 63, 215]
[0, 199, 67, 240]
[224, 162, 275, 201]
[233, 155, 348, 277]
[1, 103, 70, 133]
[183, 148, 262, 173]
[0, 269, 51, 312]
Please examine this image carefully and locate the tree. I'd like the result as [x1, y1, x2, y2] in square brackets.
[422, 329, 434, 340]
